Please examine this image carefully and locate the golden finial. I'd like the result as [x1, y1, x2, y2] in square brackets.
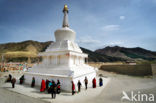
[63, 4, 68, 12]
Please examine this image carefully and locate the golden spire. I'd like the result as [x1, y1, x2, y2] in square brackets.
[63, 4, 68, 13]
[62, 4, 69, 27]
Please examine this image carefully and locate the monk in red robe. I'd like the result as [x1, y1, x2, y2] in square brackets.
[40, 79, 46, 92]
[92, 78, 96, 88]
[72, 81, 75, 95]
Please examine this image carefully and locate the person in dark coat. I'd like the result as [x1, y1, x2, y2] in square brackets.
[48, 81, 52, 93]
[77, 80, 82, 93]
[57, 80, 60, 85]
[9, 74, 12, 82]
[99, 77, 103, 87]
[84, 77, 88, 90]
[50, 81, 57, 99]
[11, 78, 16, 88]
[19, 75, 25, 84]
[92, 77, 96, 88]
[31, 77, 35, 87]
[71, 81, 75, 95]
[46, 79, 50, 89]
[57, 80, 61, 94]
[6, 74, 12, 82]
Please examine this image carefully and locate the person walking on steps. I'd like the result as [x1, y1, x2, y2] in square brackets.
[40, 79, 46, 92]
[57, 80, 61, 94]
[99, 77, 103, 87]
[77, 80, 82, 93]
[11, 77, 16, 88]
[84, 77, 88, 90]
[31, 77, 35, 87]
[19, 75, 25, 84]
[50, 81, 57, 99]
[92, 77, 96, 88]
[71, 81, 75, 95]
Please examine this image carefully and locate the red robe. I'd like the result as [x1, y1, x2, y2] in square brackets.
[40, 79, 46, 92]
[72, 83, 75, 90]
[92, 78, 96, 88]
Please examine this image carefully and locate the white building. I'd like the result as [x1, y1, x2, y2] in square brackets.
[25, 5, 96, 92]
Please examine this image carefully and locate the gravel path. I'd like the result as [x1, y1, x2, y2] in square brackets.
[0, 76, 46, 103]
[0, 88, 47, 103]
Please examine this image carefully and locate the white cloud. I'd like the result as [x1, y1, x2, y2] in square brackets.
[76, 36, 103, 50]
[120, 16, 125, 20]
[109, 41, 124, 45]
[99, 41, 125, 49]
[102, 25, 120, 31]
[77, 36, 101, 44]
[77, 39, 100, 44]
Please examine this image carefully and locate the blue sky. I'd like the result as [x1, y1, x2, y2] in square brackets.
[0, 0, 156, 51]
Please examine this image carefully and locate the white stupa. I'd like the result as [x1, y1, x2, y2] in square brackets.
[25, 5, 96, 92]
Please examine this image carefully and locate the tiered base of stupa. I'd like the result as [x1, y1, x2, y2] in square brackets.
[25, 64, 96, 92]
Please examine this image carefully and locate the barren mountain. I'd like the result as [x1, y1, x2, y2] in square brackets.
[0, 41, 125, 62]
[95, 46, 156, 61]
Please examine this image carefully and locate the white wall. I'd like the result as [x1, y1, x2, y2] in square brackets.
[24, 71, 96, 92]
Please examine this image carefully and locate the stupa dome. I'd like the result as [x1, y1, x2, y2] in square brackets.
[54, 27, 75, 42]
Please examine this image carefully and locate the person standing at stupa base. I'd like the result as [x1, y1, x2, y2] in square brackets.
[31, 77, 35, 88]
[11, 77, 16, 88]
[40, 79, 46, 92]
[92, 78, 96, 88]
[77, 80, 82, 93]
[84, 77, 88, 90]
[72, 81, 75, 95]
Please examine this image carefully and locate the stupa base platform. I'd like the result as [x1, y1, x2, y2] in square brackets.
[24, 71, 96, 92]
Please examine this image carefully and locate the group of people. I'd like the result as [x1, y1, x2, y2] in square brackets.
[37, 76, 103, 97]
[71, 77, 103, 95]
[6, 74, 17, 88]
[39, 79, 61, 99]
[6, 74, 25, 88]
[6, 74, 103, 99]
